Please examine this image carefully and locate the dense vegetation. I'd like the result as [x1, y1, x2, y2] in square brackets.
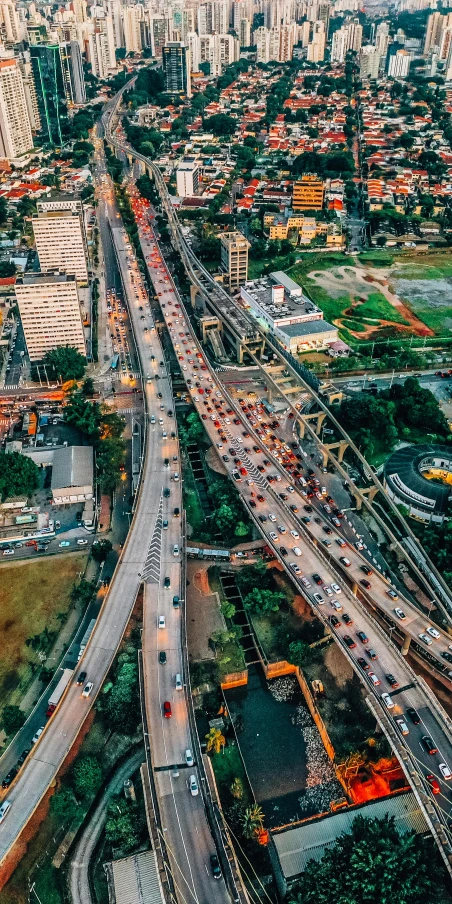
[64, 387, 125, 493]
[0, 452, 39, 502]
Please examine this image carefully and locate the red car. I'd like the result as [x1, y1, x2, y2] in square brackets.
[426, 774, 440, 794]
[163, 701, 172, 718]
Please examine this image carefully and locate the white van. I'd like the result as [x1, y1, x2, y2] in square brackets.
[175, 674, 182, 690]
[0, 801, 11, 823]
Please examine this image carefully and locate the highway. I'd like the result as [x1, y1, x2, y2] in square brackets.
[124, 172, 452, 867]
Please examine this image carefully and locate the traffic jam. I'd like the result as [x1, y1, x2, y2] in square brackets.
[127, 186, 452, 811]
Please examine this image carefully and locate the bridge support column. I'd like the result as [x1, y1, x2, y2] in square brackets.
[324, 439, 349, 462]
[297, 419, 306, 440]
[401, 634, 411, 656]
[351, 581, 358, 595]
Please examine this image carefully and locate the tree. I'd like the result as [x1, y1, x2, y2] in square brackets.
[91, 538, 113, 562]
[81, 377, 95, 397]
[50, 786, 79, 824]
[288, 640, 317, 669]
[220, 601, 236, 620]
[242, 804, 264, 839]
[105, 659, 140, 734]
[205, 727, 226, 754]
[73, 756, 103, 798]
[0, 451, 39, 502]
[289, 814, 443, 904]
[0, 196, 7, 225]
[234, 521, 249, 537]
[203, 113, 237, 136]
[230, 777, 244, 799]
[44, 345, 86, 382]
[106, 797, 142, 852]
[1, 705, 26, 736]
[244, 588, 286, 615]
[0, 261, 16, 278]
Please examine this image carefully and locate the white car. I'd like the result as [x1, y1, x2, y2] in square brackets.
[286, 486, 294, 493]
[289, 562, 300, 574]
[381, 693, 394, 709]
[439, 762, 452, 780]
[290, 529, 299, 539]
[313, 593, 324, 605]
[185, 749, 194, 766]
[269, 531, 278, 541]
[331, 599, 343, 612]
[395, 718, 409, 736]
[82, 681, 94, 698]
[426, 626, 440, 639]
[394, 608, 406, 620]
[324, 586, 333, 597]
[32, 727, 44, 745]
[300, 576, 311, 588]
[418, 632, 432, 646]
[158, 615, 166, 629]
[268, 513, 277, 522]
[173, 545, 179, 556]
[331, 583, 341, 594]
[188, 774, 199, 796]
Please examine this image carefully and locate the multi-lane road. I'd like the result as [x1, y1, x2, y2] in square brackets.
[127, 177, 452, 861]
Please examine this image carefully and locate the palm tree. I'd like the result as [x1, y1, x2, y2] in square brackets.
[205, 727, 225, 755]
[242, 804, 264, 840]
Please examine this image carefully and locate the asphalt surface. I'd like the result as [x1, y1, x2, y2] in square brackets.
[131, 196, 452, 848]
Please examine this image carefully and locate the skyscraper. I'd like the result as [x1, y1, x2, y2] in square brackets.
[0, 57, 33, 160]
[15, 273, 86, 362]
[359, 44, 380, 80]
[33, 202, 89, 285]
[162, 42, 191, 96]
[30, 44, 69, 146]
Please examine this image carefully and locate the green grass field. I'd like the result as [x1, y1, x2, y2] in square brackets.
[211, 744, 252, 802]
[0, 554, 87, 708]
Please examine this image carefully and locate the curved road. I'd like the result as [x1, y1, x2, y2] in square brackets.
[69, 746, 144, 904]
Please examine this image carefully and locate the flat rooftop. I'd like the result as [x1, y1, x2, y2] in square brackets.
[16, 272, 76, 285]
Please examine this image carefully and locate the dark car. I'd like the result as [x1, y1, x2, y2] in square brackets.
[249, 499, 256, 508]
[164, 576, 170, 588]
[17, 749, 30, 766]
[163, 488, 170, 498]
[323, 526, 333, 535]
[421, 735, 438, 755]
[329, 615, 340, 628]
[77, 671, 87, 686]
[174, 507, 180, 517]
[258, 514, 267, 522]
[313, 573, 323, 585]
[342, 613, 353, 625]
[344, 635, 356, 649]
[159, 651, 167, 664]
[289, 504, 298, 513]
[360, 579, 371, 590]
[304, 505, 313, 512]
[210, 853, 221, 880]
[163, 701, 172, 718]
[407, 707, 420, 725]
[361, 565, 373, 576]
[279, 546, 288, 557]
[2, 768, 17, 789]
[386, 673, 399, 689]
[357, 631, 369, 644]
[357, 657, 370, 671]
[257, 495, 265, 502]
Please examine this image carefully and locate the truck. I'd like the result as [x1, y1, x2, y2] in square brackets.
[46, 668, 74, 717]
[77, 618, 96, 662]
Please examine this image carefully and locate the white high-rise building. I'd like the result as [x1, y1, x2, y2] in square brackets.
[307, 20, 325, 61]
[0, 0, 24, 42]
[239, 17, 251, 46]
[423, 11, 450, 54]
[33, 207, 89, 285]
[279, 22, 296, 59]
[176, 160, 199, 197]
[198, 2, 213, 34]
[187, 30, 200, 71]
[255, 26, 270, 62]
[359, 43, 380, 79]
[123, 6, 143, 53]
[15, 273, 86, 362]
[0, 58, 33, 161]
[199, 32, 239, 74]
[106, 0, 123, 49]
[387, 47, 411, 78]
[301, 20, 311, 46]
[212, 0, 229, 34]
[331, 20, 362, 62]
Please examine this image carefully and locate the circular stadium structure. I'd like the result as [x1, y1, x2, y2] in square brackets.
[384, 444, 452, 523]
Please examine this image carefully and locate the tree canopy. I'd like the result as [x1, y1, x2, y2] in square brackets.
[292, 149, 355, 178]
[0, 261, 15, 278]
[203, 113, 237, 137]
[289, 814, 443, 904]
[43, 345, 86, 382]
[0, 452, 39, 502]
[64, 389, 125, 492]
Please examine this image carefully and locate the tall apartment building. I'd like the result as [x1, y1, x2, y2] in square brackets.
[220, 231, 250, 289]
[307, 20, 326, 61]
[0, 0, 24, 42]
[60, 40, 86, 104]
[199, 33, 239, 75]
[33, 205, 89, 285]
[293, 175, 324, 211]
[239, 18, 251, 47]
[123, 5, 142, 53]
[176, 160, 199, 197]
[359, 44, 381, 79]
[0, 58, 33, 161]
[15, 273, 86, 362]
[424, 11, 448, 54]
[387, 48, 411, 78]
[30, 44, 69, 145]
[331, 20, 362, 62]
[162, 42, 191, 96]
[150, 15, 168, 57]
